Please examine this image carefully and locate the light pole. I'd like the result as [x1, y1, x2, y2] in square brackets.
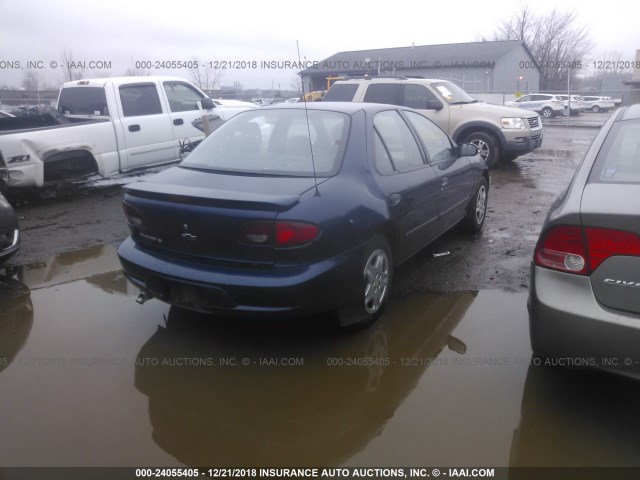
[567, 67, 571, 127]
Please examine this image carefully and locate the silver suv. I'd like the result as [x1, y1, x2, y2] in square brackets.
[553, 95, 586, 115]
[505, 94, 565, 118]
[324, 77, 543, 167]
[582, 96, 613, 113]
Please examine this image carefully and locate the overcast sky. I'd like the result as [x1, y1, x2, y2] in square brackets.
[1, 0, 638, 91]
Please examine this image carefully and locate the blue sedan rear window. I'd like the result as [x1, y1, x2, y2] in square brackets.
[181, 109, 350, 177]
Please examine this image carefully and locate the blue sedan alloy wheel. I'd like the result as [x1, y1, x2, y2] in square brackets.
[462, 177, 489, 232]
[474, 184, 487, 225]
[364, 248, 390, 314]
[339, 236, 393, 328]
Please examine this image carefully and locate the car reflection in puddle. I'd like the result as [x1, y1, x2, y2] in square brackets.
[0, 269, 33, 375]
[19, 244, 124, 291]
[510, 363, 640, 470]
[134, 291, 476, 467]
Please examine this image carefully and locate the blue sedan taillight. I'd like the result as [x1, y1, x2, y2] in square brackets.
[123, 202, 143, 228]
[275, 222, 319, 247]
[238, 221, 319, 247]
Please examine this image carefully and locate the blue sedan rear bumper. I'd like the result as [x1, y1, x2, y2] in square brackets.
[117, 237, 364, 318]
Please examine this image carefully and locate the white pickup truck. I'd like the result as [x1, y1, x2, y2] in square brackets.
[0, 76, 254, 194]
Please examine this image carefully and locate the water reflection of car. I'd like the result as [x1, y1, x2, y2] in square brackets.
[118, 103, 488, 328]
[510, 364, 640, 471]
[17, 243, 119, 290]
[134, 291, 475, 467]
[529, 104, 640, 380]
[86, 270, 138, 297]
[0, 193, 19, 264]
[0, 272, 33, 374]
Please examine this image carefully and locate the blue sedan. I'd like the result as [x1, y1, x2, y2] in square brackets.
[117, 103, 488, 327]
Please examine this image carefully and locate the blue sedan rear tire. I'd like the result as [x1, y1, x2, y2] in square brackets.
[338, 235, 393, 328]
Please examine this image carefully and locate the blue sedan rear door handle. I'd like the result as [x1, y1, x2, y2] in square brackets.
[389, 193, 402, 206]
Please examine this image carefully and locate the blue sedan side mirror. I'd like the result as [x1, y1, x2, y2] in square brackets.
[457, 143, 478, 157]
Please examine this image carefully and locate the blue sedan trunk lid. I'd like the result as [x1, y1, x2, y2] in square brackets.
[124, 166, 324, 265]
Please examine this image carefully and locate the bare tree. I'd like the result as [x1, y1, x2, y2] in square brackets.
[189, 58, 223, 94]
[493, 5, 595, 90]
[61, 47, 85, 81]
[21, 70, 41, 91]
[124, 67, 151, 77]
[20, 70, 42, 105]
[289, 75, 303, 93]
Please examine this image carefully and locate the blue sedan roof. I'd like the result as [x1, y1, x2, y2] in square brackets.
[263, 101, 395, 115]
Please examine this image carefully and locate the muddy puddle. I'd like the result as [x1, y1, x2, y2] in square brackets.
[1, 244, 638, 469]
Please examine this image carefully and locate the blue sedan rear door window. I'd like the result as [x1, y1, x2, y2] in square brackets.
[373, 110, 424, 172]
[404, 111, 453, 163]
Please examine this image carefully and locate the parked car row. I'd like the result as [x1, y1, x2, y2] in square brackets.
[3, 72, 638, 382]
[582, 95, 615, 113]
[506, 93, 616, 117]
[116, 93, 640, 382]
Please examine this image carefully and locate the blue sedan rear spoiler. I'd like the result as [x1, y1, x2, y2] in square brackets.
[124, 181, 301, 211]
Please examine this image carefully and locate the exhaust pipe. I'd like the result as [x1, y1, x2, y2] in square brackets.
[136, 292, 152, 305]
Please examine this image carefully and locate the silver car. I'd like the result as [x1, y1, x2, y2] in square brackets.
[529, 104, 640, 380]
